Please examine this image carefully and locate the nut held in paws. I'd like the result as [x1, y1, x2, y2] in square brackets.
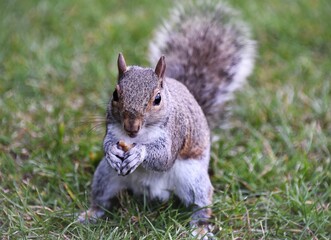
[117, 140, 133, 152]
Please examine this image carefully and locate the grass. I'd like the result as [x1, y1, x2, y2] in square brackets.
[0, 0, 330, 239]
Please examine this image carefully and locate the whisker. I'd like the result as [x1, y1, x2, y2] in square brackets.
[78, 115, 106, 125]
[86, 98, 110, 111]
[74, 114, 107, 135]
[87, 123, 105, 134]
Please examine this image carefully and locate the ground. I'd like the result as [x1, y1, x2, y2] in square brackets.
[0, 0, 330, 239]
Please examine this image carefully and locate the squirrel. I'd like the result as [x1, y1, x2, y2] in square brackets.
[78, 0, 255, 238]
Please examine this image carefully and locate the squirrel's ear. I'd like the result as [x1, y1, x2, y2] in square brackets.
[155, 56, 166, 79]
[117, 53, 127, 79]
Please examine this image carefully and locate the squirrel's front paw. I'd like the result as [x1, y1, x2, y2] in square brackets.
[105, 144, 125, 174]
[120, 144, 146, 176]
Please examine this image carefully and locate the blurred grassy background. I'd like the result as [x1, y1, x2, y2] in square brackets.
[0, 0, 330, 239]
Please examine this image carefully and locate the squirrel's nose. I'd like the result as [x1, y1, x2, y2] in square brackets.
[123, 119, 141, 138]
[124, 127, 140, 138]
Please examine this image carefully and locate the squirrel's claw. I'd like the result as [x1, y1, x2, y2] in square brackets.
[110, 144, 125, 158]
[120, 145, 146, 176]
[105, 144, 125, 173]
[191, 224, 215, 240]
[77, 208, 105, 224]
[105, 153, 122, 173]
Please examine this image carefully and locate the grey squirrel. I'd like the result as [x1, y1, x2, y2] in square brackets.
[79, 0, 255, 238]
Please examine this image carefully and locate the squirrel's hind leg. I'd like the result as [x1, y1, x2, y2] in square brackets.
[171, 159, 214, 239]
[78, 158, 126, 223]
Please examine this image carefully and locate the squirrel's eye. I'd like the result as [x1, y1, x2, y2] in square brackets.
[112, 89, 119, 102]
[153, 93, 161, 106]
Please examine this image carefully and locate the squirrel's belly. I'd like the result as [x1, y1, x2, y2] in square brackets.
[127, 167, 171, 202]
[125, 157, 209, 201]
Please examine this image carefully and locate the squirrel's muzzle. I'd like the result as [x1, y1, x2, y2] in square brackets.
[123, 112, 142, 138]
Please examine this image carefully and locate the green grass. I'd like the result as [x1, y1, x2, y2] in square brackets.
[1, 0, 330, 239]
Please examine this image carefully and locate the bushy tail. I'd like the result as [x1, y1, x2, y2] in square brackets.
[149, 0, 256, 128]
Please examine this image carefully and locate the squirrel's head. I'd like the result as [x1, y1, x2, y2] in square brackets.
[109, 53, 167, 138]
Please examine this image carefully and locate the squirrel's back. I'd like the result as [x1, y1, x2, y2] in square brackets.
[149, 0, 256, 128]
[165, 77, 210, 160]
